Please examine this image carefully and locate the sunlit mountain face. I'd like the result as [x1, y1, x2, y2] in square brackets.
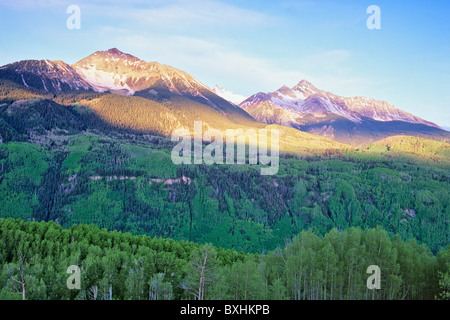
[238, 80, 448, 146]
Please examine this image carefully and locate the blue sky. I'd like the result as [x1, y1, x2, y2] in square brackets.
[0, 0, 449, 128]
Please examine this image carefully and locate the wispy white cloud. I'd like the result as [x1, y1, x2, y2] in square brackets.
[1, 0, 273, 29]
[108, 32, 309, 94]
[0, 0, 69, 9]
[95, 28, 383, 99]
[287, 49, 389, 98]
[82, 0, 273, 32]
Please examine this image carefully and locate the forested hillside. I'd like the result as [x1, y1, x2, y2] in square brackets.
[364, 135, 450, 164]
[0, 218, 448, 300]
[0, 79, 352, 155]
[0, 132, 448, 254]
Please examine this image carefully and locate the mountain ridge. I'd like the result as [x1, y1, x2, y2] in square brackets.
[0, 48, 255, 124]
[238, 80, 448, 145]
[241, 79, 441, 129]
[1, 49, 447, 148]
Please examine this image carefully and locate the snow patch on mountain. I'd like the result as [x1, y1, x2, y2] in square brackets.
[20, 74, 29, 87]
[74, 65, 135, 95]
[212, 85, 248, 105]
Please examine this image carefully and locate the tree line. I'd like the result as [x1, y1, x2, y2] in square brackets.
[0, 218, 448, 300]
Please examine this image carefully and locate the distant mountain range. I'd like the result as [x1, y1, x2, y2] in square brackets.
[0, 49, 354, 156]
[0, 48, 448, 147]
[238, 80, 449, 146]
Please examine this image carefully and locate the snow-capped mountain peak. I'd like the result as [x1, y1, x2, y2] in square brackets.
[0, 48, 245, 116]
[212, 85, 248, 105]
[69, 48, 218, 100]
[239, 80, 442, 130]
[72, 48, 149, 95]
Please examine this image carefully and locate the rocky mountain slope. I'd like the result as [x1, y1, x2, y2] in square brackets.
[0, 48, 253, 123]
[239, 80, 448, 145]
[0, 59, 92, 93]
